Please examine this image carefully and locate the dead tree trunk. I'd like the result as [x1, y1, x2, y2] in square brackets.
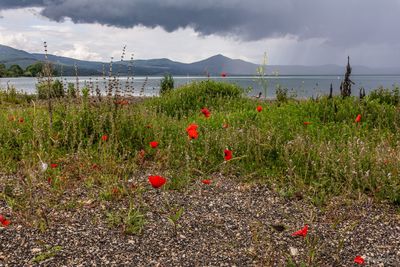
[341, 56, 355, 98]
[359, 87, 366, 100]
[328, 83, 333, 99]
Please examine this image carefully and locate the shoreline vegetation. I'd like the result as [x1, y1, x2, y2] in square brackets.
[1, 79, 400, 265]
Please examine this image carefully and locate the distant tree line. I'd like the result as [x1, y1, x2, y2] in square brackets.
[0, 62, 58, 78]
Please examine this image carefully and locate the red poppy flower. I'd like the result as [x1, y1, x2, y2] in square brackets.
[112, 187, 119, 195]
[186, 123, 198, 132]
[355, 114, 361, 123]
[148, 175, 167, 189]
[354, 256, 365, 265]
[303, 121, 312, 125]
[138, 149, 146, 158]
[291, 225, 308, 238]
[150, 141, 159, 148]
[188, 129, 198, 139]
[256, 105, 263, 112]
[0, 215, 10, 227]
[221, 72, 227, 77]
[222, 123, 229, 129]
[201, 108, 211, 118]
[18, 117, 24, 123]
[186, 123, 199, 139]
[224, 149, 233, 161]
[202, 179, 212, 185]
[50, 163, 58, 169]
[1, 219, 10, 227]
[101, 135, 108, 141]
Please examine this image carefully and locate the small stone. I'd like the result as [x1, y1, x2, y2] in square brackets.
[31, 248, 42, 253]
[289, 247, 299, 256]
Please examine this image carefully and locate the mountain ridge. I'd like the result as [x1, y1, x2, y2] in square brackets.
[1, 44, 399, 76]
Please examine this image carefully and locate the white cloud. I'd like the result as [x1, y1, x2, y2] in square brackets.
[54, 44, 102, 61]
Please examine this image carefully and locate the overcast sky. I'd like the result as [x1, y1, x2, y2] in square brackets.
[0, 0, 399, 67]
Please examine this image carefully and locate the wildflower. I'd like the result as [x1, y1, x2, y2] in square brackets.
[221, 72, 227, 77]
[188, 129, 198, 139]
[222, 123, 229, 129]
[224, 149, 233, 161]
[256, 105, 263, 112]
[1, 219, 10, 227]
[92, 164, 99, 169]
[112, 187, 120, 195]
[186, 123, 198, 132]
[303, 121, 312, 125]
[148, 175, 167, 189]
[150, 141, 159, 148]
[354, 256, 365, 265]
[291, 225, 308, 238]
[186, 123, 199, 139]
[355, 114, 361, 123]
[201, 108, 211, 118]
[18, 117, 24, 123]
[138, 149, 146, 158]
[202, 179, 212, 185]
[50, 163, 58, 169]
[0, 215, 10, 227]
[101, 135, 108, 141]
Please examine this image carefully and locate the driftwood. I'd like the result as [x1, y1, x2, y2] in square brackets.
[340, 56, 355, 98]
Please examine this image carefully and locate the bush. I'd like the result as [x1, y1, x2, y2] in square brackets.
[160, 74, 174, 95]
[367, 86, 400, 105]
[37, 79, 65, 99]
[276, 84, 288, 102]
[67, 83, 77, 98]
[149, 80, 243, 118]
[0, 85, 34, 104]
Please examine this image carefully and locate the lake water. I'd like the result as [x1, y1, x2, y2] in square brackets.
[1, 75, 399, 98]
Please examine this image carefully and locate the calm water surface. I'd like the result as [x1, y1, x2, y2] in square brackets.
[1, 75, 399, 98]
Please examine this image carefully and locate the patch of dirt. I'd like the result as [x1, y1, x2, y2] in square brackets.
[1, 176, 399, 266]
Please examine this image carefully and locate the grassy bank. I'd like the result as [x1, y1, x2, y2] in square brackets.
[0, 80, 399, 218]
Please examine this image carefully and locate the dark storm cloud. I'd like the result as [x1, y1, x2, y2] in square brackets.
[2, 0, 400, 46]
[0, 0, 48, 9]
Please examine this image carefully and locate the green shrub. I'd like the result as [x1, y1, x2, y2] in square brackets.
[276, 84, 288, 102]
[149, 80, 243, 118]
[67, 83, 77, 98]
[37, 79, 65, 99]
[367, 86, 400, 105]
[160, 73, 174, 95]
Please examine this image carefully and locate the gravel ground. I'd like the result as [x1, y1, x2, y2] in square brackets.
[1, 177, 399, 266]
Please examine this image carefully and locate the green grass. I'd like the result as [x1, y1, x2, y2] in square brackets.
[1, 80, 400, 217]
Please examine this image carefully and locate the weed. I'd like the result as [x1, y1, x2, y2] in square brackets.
[32, 245, 62, 264]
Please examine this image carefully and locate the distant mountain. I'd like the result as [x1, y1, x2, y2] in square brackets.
[0, 44, 37, 68]
[1, 44, 399, 76]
